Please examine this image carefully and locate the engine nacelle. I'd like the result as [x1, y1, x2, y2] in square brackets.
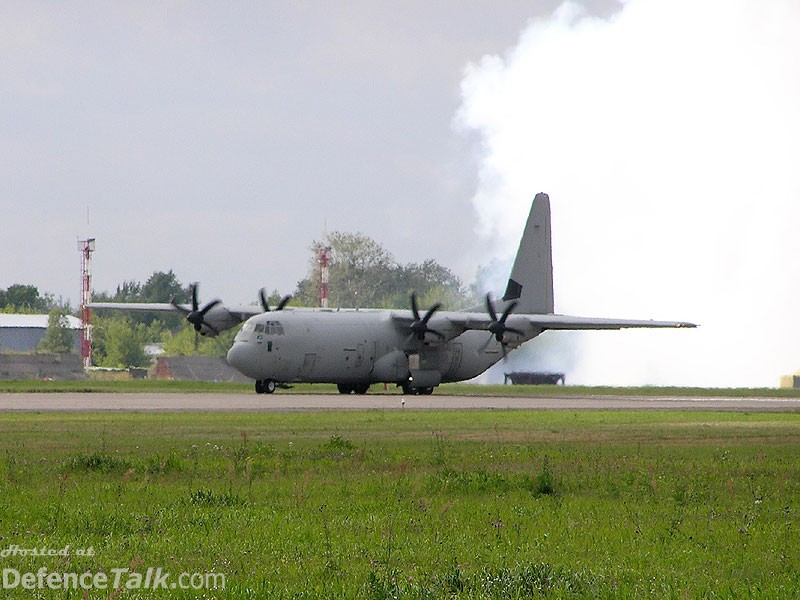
[195, 305, 237, 337]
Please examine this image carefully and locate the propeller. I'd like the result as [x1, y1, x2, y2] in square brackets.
[481, 293, 524, 358]
[171, 283, 221, 335]
[259, 288, 291, 312]
[409, 292, 444, 342]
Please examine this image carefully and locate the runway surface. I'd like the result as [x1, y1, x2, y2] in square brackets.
[1, 393, 800, 412]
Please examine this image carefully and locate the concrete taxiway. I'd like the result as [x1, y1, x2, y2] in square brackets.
[1, 393, 799, 412]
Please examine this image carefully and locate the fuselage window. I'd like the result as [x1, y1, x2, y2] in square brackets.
[254, 324, 265, 333]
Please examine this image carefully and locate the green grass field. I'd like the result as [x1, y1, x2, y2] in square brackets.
[1, 410, 799, 598]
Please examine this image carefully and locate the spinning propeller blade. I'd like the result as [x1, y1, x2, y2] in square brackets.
[259, 288, 291, 312]
[481, 293, 524, 359]
[171, 283, 221, 334]
[409, 292, 444, 341]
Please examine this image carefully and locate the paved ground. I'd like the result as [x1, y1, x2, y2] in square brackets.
[1, 393, 799, 412]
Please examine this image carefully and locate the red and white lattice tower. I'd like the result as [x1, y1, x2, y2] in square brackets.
[78, 238, 96, 368]
[317, 245, 332, 308]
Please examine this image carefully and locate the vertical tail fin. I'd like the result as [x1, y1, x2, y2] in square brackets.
[503, 192, 554, 314]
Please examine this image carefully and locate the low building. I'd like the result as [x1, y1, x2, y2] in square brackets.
[0, 314, 82, 354]
[0, 353, 85, 380]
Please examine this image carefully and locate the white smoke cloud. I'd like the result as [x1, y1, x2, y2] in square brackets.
[458, 0, 800, 387]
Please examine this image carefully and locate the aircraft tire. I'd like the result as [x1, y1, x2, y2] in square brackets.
[353, 384, 370, 395]
[256, 379, 276, 394]
[337, 384, 354, 394]
[400, 383, 434, 396]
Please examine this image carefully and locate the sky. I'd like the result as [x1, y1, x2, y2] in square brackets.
[3, 0, 601, 305]
[3, 1, 798, 386]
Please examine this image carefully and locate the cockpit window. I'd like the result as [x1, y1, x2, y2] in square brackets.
[243, 320, 284, 336]
[265, 320, 284, 335]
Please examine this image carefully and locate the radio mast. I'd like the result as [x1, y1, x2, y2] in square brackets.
[78, 238, 95, 368]
[317, 245, 332, 308]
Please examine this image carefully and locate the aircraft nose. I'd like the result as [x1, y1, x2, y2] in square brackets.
[226, 342, 250, 372]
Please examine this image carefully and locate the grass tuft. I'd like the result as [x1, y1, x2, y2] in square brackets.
[187, 488, 246, 507]
[146, 451, 185, 475]
[66, 451, 132, 473]
[532, 457, 556, 497]
[477, 562, 592, 596]
[428, 469, 517, 494]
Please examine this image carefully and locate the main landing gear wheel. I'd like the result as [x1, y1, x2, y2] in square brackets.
[400, 383, 434, 395]
[255, 379, 276, 394]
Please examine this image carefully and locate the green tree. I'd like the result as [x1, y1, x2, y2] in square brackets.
[2, 304, 35, 314]
[295, 232, 399, 308]
[140, 270, 189, 328]
[92, 316, 150, 368]
[4, 284, 40, 309]
[141, 270, 189, 303]
[388, 260, 468, 309]
[325, 232, 396, 308]
[38, 308, 76, 354]
[93, 271, 188, 304]
[113, 281, 143, 302]
[0, 284, 55, 312]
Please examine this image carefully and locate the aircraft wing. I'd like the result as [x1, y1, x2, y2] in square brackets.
[389, 311, 465, 343]
[390, 307, 695, 346]
[87, 302, 261, 317]
[88, 302, 180, 313]
[225, 305, 263, 321]
[87, 301, 262, 336]
[455, 312, 696, 332]
[529, 315, 696, 329]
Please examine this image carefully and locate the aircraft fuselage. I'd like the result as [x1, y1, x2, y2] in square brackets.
[226, 309, 526, 392]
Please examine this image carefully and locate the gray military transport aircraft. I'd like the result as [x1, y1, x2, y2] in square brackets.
[89, 193, 695, 395]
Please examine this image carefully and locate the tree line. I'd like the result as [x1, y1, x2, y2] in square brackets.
[293, 231, 469, 310]
[3, 231, 486, 368]
[0, 284, 60, 313]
